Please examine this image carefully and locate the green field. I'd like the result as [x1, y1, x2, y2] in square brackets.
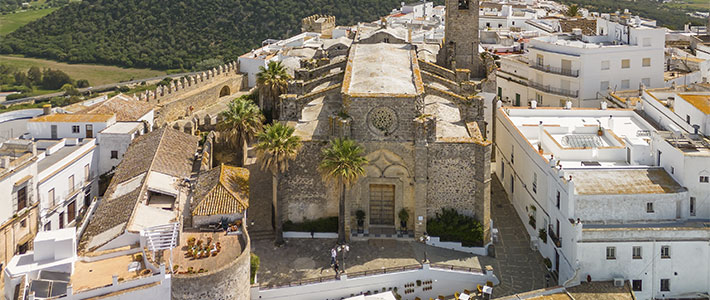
[0, 7, 58, 36]
[0, 55, 167, 86]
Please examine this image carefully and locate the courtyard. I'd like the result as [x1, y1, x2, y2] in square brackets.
[249, 172, 551, 298]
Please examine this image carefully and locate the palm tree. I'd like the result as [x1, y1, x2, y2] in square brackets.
[256, 61, 292, 121]
[318, 138, 368, 244]
[255, 123, 302, 245]
[217, 96, 264, 166]
[565, 4, 580, 17]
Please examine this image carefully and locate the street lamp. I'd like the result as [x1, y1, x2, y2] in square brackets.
[338, 244, 350, 274]
[419, 233, 430, 263]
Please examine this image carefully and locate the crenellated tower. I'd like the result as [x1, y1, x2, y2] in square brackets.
[438, 0, 482, 77]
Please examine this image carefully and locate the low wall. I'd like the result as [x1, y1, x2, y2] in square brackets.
[68, 271, 170, 300]
[252, 264, 498, 300]
[282, 232, 338, 239]
[426, 237, 488, 256]
[171, 230, 251, 300]
[156, 74, 245, 125]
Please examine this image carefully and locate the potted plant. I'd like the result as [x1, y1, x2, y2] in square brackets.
[398, 208, 409, 234]
[356, 210, 366, 233]
[597, 127, 604, 136]
[538, 228, 548, 243]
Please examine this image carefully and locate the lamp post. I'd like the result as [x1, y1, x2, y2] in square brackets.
[419, 233, 430, 263]
[338, 244, 350, 274]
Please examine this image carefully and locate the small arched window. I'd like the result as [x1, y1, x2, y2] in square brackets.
[458, 0, 469, 10]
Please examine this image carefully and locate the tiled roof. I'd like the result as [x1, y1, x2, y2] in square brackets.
[79, 127, 199, 252]
[559, 18, 597, 36]
[78, 94, 154, 122]
[29, 114, 115, 123]
[192, 165, 249, 216]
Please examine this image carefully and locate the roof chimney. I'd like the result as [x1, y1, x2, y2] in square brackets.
[0, 156, 10, 168]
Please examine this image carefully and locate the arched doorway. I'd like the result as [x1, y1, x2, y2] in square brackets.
[219, 86, 231, 97]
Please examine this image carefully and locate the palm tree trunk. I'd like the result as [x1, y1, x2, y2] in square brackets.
[241, 138, 248, 167]
[338, 182, 346, 244]
[273, 172, 284, 245]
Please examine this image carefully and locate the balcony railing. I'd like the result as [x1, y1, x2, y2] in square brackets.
[531, 63, 579, 77]
[548, 225, 562, 248]
[529, 81, 579, 98]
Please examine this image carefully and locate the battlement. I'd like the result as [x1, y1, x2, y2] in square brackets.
[301, 15, 336, 37]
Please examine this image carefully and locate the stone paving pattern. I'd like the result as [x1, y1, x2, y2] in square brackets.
[248, 171, 550, 297]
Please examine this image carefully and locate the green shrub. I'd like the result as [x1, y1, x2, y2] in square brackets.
[538, 228, 547, 243]
[426, 208, 484, 247]
[282, 216, 338, 233]
[250, 253, 260, 284]
[5, 93, 27, 101]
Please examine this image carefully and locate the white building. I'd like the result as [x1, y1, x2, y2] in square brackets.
[28, 114, 116, 140]
[3, 227, 171, 300]
[496, 16, 666, 108]
[495, 105, 710, 299]
[36, 138, 98, 232]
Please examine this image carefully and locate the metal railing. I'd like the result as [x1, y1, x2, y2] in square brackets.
[531, 63, 579, 77]
[256, 264, 423, 290]
[430, 263, 483, 274]
[529, 81, 579, 98]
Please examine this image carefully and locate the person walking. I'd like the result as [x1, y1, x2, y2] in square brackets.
[330, 248, 337, 266]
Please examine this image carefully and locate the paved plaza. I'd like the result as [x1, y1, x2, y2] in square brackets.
[248, 170, 550, 298]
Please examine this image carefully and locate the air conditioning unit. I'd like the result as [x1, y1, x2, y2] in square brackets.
[613, 278, 625, 287]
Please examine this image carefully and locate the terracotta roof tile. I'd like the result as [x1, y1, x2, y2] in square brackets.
[192, 165, 249, 216]
[78, 94, 154, 122]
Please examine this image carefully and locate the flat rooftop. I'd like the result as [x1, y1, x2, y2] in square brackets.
[100, 122, 142, 134]
[71, 253, 143, 292]
[29, 114, 114, 123]
[565, 168, 685, 195]
[37, 140, 90, 174]
[344, 43, 422, 96]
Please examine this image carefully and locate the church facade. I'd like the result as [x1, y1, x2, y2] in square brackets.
[276, 0, 491, 241]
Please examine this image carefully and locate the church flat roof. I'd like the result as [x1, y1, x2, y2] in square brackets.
[343, 43, 424, 97]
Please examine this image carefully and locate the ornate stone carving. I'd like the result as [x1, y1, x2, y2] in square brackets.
[367, 106, 398, 135]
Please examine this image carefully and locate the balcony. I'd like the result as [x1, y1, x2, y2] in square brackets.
[548, 225, 562, 248]
[531, 63, 579, 77]
[529, 81, 579, 98]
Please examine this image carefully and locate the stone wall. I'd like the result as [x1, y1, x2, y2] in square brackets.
[171, 232, 251, 300]
[155, 74, 244, 126]
[279, 141, 335, 222]
[348, 97, 418, 142]
[426, 142, 479, 217]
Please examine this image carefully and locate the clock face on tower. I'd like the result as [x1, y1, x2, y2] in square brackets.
[368, 106, 398, 136]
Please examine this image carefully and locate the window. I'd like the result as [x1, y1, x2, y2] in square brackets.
[661, 245, 670, 258]
[510, 175, 514, 194]
[690, 197, 696, 216]
[621, 59, 630, 69]
[511, 146, 514, 164]
[646, 202, 654, 213]
[671, 167, 674, 174]
[556, 191, 561, 209]
[500, 161, 504, 179]
[601, 60, 610, 70]
[458, 0, 469, 9]
[642, 37, 652, 47]
[68, 175, 75, 193]
[486, 22, 491, 28]
[20, 219, 26, 228]
[536, 54, 544, 66]
[621, 79, 630, 89]
[600, 81, 610, 91]
[687, 115, 691, 124]
[606, 246, 616, 260]
[44, 222, 51, 231]
[67, 200, 76, 222]
[660, 279, 670, 292]
[111, 151, 119, 159]
[17, 186, 27, 211]
[632, 280, 642, 292]
[536, 93, 543, 105]
[84, 164, 90, 181]
[642, 58, 651, 67]
[641, 78, 650, 87]
[700, 176, 709, 183]
[72, 125, 80, 133]
[532, 173, 537, 193]
[633, 246, 642, 259]
[59, 212, 64, 229]
[48, 189, 55, 207]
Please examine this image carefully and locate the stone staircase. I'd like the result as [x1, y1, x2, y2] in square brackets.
[249, 229, 274, 241]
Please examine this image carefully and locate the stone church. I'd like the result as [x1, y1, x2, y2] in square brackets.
[278, 0, 491, 241]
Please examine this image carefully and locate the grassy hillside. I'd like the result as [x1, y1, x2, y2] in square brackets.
[0, 7, 58, 35]
[558, 0, 705, 30]
[0, 55, 165, 85]
[0, 0, 409, 70]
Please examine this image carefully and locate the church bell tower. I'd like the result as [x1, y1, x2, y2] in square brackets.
[439, 0, 482, 76]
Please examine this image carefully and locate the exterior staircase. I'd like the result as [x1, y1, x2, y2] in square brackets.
[249, 229, 274, 241]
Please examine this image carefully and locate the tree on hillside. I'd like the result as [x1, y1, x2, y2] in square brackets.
[217, 96, 264, 166]
[318, 138, 368, 244]
[27, 66, 42, 85]
[257, 61, 291, 121]
[76, 79, 90, 88]
[40, 69, 72, 90]
[255, 122, 302, 245]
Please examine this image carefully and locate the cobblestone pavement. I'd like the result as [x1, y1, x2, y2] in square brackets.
[482, 175, 551, 298]
[249, 172, 550, 297]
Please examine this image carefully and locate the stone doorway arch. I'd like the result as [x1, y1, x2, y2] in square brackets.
[219, 86, 231, 97]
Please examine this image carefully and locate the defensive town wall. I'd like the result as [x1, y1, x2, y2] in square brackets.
[126, 62, 246, 127]
[171, 229, 251, 300]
